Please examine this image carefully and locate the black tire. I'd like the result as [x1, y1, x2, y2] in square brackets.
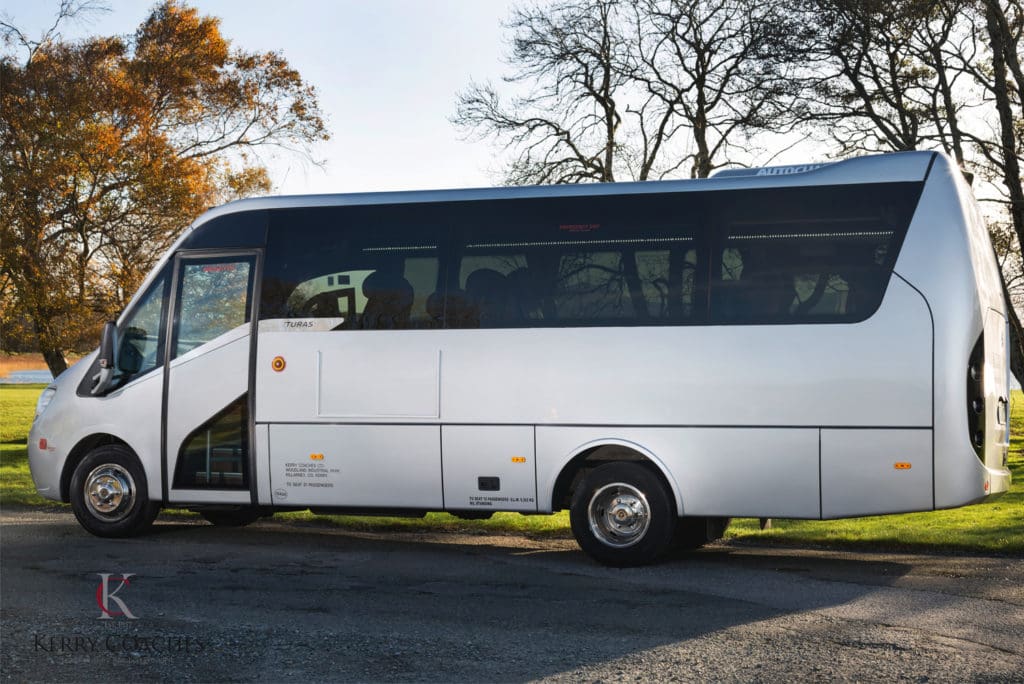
[199, 508, 263, 527]
[69, 445, 160, 538]
[673, 516, 732, 550]
[569, 462, 677, 567]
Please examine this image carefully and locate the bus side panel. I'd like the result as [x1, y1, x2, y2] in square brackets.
[535, 427, 820, 518]
[439, 277, 931, 429]
[820, 429, 932, 518]
[256, 331, 440, 422]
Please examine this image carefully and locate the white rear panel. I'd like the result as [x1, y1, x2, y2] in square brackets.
[820, 429, 932, 517]
[893, 153, 1012, 506]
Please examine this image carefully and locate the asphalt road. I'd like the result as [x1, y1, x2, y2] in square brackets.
[2, 511, 1023, 683]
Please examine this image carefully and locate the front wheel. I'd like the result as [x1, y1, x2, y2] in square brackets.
[70, 445, 160, 538]
[569, 462, 677, 567]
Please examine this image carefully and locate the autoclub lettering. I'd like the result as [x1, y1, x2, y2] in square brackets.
[755, 163, 824, 176]
[33, 633, 205, 655]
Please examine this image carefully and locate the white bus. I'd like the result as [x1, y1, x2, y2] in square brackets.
[28, 151, 1012, 566]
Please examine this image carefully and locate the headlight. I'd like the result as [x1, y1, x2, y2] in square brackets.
[35, 386, 57, 419]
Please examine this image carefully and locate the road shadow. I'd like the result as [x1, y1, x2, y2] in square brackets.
[0, 515, 945, 682]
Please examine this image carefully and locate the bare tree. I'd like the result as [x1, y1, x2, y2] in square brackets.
[798, 0, 1024, 383]
[799, 0, 939, 154]
[454, 0, 636, 184]
[631, 0, 807, 178]
[454, 0, 805, 184]
[979, 0, 1024, 382]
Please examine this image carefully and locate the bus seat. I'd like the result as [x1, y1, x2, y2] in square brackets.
[426, 291, 445, 328]
[507, 267, 541, 321]
[361, 271, 414, 329]
[465, 268, 511, 327]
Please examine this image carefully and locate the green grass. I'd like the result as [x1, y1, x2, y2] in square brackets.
[273, 509, 573, 537]
[1, 381, 1021, 553]
[0, 384, 46, 443]
[0, 384, 58, 507]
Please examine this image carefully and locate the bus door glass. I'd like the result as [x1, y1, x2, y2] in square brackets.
[164, 252, 258, 504]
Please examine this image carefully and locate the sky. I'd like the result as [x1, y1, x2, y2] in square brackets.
[3, 0, 517, 195]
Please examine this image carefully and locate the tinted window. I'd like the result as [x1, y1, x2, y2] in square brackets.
[117, 267, 170, 379]
[173, 395, 248, 489]
[261, 205, 443, 330]
[450, 194, 702, 328]
[173, 257, 254, 358]
[708, 184, 920, 323]
[259, 182, 920, 330]
[181, 211, 268, 250]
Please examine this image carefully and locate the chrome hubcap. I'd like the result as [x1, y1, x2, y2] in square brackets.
[84, 464, 136, 522]
[587, 482, 651, 548]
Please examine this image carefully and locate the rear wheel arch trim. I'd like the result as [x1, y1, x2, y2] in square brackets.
[546, 437, 683, 516]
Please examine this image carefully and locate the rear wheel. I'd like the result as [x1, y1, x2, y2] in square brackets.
[569, 462, 676, 567]
[70, 445, 159, 538]
[199, 508, 263, 527]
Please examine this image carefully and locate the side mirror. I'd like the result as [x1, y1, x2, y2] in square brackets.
[90, 321, 118, 395]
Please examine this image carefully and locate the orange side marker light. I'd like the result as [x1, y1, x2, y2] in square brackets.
[894, 462, 912, 470]
[271, 356, 286, 372]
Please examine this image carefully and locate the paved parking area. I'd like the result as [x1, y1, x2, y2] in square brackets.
[2, 511, 1022, 682]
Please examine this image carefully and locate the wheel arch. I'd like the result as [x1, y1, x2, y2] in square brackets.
[60, 433, 132, 503]
[547, 438, 682, 515]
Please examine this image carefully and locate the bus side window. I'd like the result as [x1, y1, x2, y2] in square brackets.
[709, 185, 916, 324]
[260, 206, 442, 329]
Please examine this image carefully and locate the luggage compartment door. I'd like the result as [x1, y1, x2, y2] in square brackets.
[442, 426, 537, 512]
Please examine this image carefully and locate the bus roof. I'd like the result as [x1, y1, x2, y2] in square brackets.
[193, 150, 937, 228]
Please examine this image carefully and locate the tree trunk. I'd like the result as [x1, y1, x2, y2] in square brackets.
[40, 347, 68, 379]
[985, 1, 1024, 387]
[31, 305, 69, 378]
[986, 1, 1024, 265]
[1000, 272, 1024, 387]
